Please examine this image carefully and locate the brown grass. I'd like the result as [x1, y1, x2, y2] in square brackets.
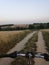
[41, 29, 49, 32]
[0, 30, 31, 54]
[42, 31, 49, 51]
[0, 31, 23, 43]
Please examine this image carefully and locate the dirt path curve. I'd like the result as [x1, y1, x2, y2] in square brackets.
[34, 32, 49, 65]
[0, 31, 36, 65]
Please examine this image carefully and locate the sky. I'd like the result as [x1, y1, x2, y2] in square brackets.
[0, 0, 49, 24]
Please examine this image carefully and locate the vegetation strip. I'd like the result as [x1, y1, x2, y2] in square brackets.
[0, 30, 31, 54]
[11, 32, 38, 65]
[42, 31, 49, 51]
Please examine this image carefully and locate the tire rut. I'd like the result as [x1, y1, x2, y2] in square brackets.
[0, 31, 36, 65]
[34, 32, 49, 65]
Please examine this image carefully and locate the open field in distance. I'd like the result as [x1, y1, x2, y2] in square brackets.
[41, 29, 49, 31]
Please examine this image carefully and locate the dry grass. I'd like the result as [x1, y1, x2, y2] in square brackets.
[11, 32, 38, 65]
[0, 31, 23, 43]
[0, 30, 31, 54]
[41, 29, 49, 32]
[42, 30, 49, 51]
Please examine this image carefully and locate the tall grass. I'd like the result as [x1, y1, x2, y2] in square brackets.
[0, 30, 31, 54]
[42, 31, 49, 51]
[11, 32, 38, 65]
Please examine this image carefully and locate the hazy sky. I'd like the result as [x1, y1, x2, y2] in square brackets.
[0, 0, 49, 24]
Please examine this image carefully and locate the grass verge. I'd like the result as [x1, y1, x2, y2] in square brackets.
[11, 32, 38, 65]
[42, 31, 49, 51]
[0, 30, 31, 54]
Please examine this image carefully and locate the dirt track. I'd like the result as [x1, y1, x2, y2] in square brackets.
[0, 31, 36, 65]
[34, 32, 49, 65]
[0, 31, 49, 65]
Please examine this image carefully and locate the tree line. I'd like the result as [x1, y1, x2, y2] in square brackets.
[0, 26, 28, 31]
[0, 23, 49, 31]
[29, 23, 49, 29]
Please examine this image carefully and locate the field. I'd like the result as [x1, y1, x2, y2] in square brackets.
[42, 30, 49, 51]
[0, 29, 49, 65]
[11, 32, 38, 65]
[0, 30, 31, 54]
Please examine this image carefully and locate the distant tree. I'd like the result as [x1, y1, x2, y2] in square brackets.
[35, 25, 40, 29]
[39, 23, 44, 29]
[0, 26, 2, 31]
[47, 23, 49, 28]
[29, 24, 34, 29]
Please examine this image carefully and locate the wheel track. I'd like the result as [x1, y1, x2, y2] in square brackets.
[0, 31, 36, 65]
[34, 32, 49, 65]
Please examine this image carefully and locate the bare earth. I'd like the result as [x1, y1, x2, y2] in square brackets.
[34, 32, 49, 65]
[0, 31, 36, 65]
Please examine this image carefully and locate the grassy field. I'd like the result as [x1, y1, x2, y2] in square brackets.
[42, 30, 49, 51]
[0, 30, 31, 54]
[41, 29, 49, 31]
[11, 32, 38, 65]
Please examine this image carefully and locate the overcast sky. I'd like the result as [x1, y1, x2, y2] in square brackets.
[0, 0, 49, 24]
